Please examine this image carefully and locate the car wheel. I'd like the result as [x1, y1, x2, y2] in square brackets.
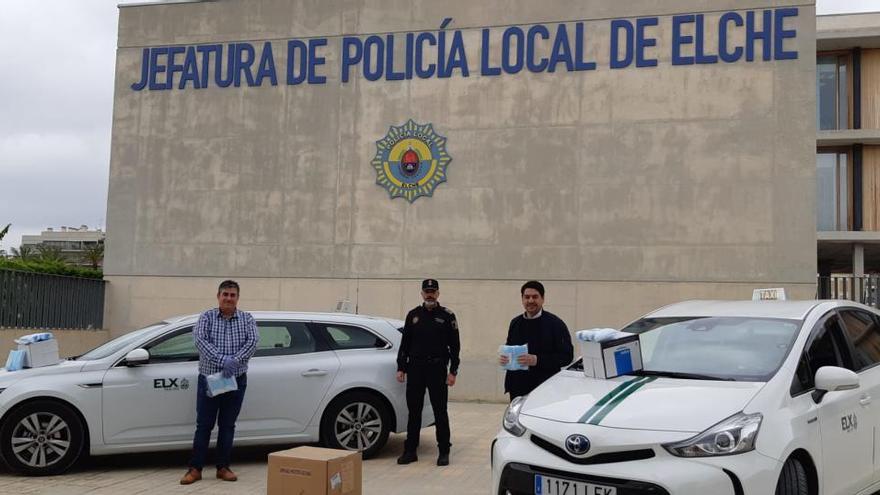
[321, 391, 391, 459]
[0, 400, 86, 476]
[775, 457, 809, 495]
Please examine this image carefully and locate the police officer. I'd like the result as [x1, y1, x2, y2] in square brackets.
[396, 279, 460, 466]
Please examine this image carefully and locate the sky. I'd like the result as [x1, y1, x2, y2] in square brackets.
[0, 0, 878, 253]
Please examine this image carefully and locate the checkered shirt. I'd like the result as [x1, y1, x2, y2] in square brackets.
[194, 308, 259, 377]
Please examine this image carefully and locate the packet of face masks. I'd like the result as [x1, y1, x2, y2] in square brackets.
[498, 344, 529, 371]
[4, 349, 26, 371]
[205, 372, 238, 397]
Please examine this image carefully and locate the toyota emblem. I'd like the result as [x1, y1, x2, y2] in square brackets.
[564, 434, 591, 455]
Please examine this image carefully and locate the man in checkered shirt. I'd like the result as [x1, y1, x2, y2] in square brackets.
[180, 280, 259, 485]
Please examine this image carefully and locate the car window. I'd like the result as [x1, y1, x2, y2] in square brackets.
[321, 324, 387, 350]
[146, 327, 198, 362]
[621, 317, 801, 381]
[839, 309, 880, 371]
[78, 323, 166, 360]
[254, 321, 318, 356]
[791, 313, 854, 395]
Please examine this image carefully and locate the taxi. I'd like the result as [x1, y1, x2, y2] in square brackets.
[492, 299, 880, 495]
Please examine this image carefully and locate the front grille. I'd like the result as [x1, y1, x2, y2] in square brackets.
[499, 463, 670, 495]
[530, 435, 655, 465]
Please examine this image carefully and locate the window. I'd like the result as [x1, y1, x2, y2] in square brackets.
[620, 317, 800, 381]
[146, 327, 198, 362]
[321, 324, 388, 350]
[791, 314, 854, 395]
[817, 54, 849, 130]
[79, 323, 165, 361]
[254, 321, 319, 357]
[839, 310, 880, 371]
[816, 150, 850, 231]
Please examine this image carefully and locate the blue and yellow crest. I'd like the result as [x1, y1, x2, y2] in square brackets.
[372, 120, 452, 203]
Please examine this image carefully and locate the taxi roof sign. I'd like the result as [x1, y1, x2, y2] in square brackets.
[753, 288, 787, 301]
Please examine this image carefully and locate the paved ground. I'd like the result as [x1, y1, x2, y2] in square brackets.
[0, 401, 507, 495]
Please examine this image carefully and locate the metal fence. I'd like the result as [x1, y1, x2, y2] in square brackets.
[0, 269, 105, 329]
[817, 275, 880, 308]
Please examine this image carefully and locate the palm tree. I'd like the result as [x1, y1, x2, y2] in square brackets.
[36, 245, 65, 264]
[0, 224, 9, 242]
[11, 245, 35, 261]
[81, 243, 104, 270]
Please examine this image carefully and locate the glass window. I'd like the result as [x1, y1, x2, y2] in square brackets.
[78, 323, 166, 360]
[321, 324, 387, 350]
[816, 150, 850, 231]
[254, 321, 317, 357]
[791, 314, 854, 395]
[839, 310, 880, 370]
[146, 327, 198, 362]
[621, 317, 801, 381]
[817, 54, 849, 130]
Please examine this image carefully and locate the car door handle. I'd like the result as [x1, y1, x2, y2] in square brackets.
[860, 395, 872, 407]
[301, 369, 328, 377]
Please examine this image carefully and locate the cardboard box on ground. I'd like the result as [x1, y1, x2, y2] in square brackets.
[580, 334, 643, 379]
[267, 446, 361, 495]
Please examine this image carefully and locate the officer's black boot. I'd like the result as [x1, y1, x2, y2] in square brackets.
[437, 450, 449, 466]
[397, 451, 418, 465]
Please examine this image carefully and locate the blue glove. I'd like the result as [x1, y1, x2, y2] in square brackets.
[221, 356, 237, 378]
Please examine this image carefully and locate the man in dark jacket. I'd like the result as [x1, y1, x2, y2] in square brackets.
[396, 279, 461, 466]
[499, 281, 573, 401]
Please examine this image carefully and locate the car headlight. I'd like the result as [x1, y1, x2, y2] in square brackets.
[502, 395, 527, 437]
[663, 412, 762, 457]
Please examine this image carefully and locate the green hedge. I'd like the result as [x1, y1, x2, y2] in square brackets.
[0, 259, 102, 279]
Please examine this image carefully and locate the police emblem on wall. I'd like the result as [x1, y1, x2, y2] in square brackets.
[372, 120, 452, 203]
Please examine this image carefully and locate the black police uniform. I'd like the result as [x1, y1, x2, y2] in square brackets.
[397, 300, 460, 458]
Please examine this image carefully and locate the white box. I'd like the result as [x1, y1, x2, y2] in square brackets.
[17, 339, 60, 368]
[580, 334, 643, 379]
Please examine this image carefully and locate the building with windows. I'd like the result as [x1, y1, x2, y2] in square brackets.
[21, 226, 105, 266]
[104, 0, 815, 400]
[817, 13, 880, 271]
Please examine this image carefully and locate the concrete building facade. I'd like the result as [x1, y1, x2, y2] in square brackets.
[105, 0, 816, 400]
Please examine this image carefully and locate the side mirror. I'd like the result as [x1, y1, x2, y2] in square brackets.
[812, 366, 859, 403]
[123, 348, 150, 366]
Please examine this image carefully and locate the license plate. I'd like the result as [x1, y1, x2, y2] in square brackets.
[534, 474, 617, 495]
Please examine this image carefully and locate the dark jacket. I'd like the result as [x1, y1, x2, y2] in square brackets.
[504, 310, 573, 397]
[397, 304, 461, 375]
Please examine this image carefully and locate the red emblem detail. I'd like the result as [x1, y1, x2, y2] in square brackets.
[401, 148, 420, 177]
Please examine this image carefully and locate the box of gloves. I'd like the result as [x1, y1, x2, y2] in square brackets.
[577, 329, 643, 379]
[15, 333, 60, 368]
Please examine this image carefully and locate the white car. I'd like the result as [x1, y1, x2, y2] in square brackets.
[0, 312, 433, 476]
[492, 300, 880, 495]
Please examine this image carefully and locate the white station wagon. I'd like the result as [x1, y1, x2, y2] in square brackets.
[492, 300, 880, 495]
[0, 312, 432, 475]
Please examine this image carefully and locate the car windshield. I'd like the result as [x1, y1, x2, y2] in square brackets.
[76, 323, 166, 361]
[619, 316, 803, 382]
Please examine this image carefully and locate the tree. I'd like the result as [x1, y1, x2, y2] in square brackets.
[81, 243, 104, 270]
[0, 224, 9, 242]
[36, 245, 65, 264]
[11, 245, 35, 261]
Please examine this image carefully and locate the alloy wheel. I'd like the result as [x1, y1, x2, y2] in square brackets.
[334, 401, 383, 451]
[10, 412, 71, 468]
